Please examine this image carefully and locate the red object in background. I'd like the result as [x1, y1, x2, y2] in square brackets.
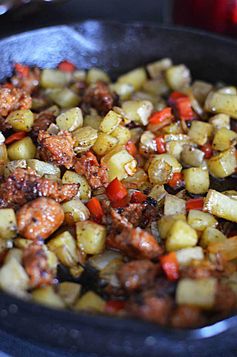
[174, 0, 237, 37]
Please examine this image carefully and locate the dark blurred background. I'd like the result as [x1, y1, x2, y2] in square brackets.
[0, 0, 236, 38]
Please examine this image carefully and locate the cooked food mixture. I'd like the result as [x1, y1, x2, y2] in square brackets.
[0, 59, 237, 328]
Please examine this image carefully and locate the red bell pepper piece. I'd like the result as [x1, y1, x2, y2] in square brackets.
[186, 197, 204, 211]
[175, 97, 194, 121]
[86, 197, 104, 222]
[168, 91, 187, 105]
[58, 60, 76, 72]
[160, 252, 179, 281]
[106, 178, 128, 202]
[167, 172, 183, 189]
[130, 191, 147, 203]
[201, 143, 213, 159]
[126, 141, 137, 157]
[149, 107, 173, 125]
[5, 131, 27, 145]
[14, 63, 30, 78]
[168, 91, 194, 121]
[105, 300, 126, 313]
[155, 135, 166, 154]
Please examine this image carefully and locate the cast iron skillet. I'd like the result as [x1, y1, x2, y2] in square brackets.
[0, 21, 237, 356]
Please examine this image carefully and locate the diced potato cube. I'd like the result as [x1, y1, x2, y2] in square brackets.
[188, 121, 213, 146]
[47, 231, 78, 267]
[110, 125, 131, 145]
[4, 160, 27, 178]
[118, 67, 147, 91]
[205, 91, 237, 119]
[204, 189, 237, 223]
[40, 69, 70, 88]
[122, 100, 153, 125]
[27, 159, 60, 179]
[147, 58, 172, 78]
[122, 168, 148, 188]
[73, 126, 98, 153]
[142, 78, 170, 96]
[86, 67, 110, 84]
[149, 185, 166, 203]
[176, 247, 204, 266]
[106, 149, 137, 181]
[192, 80, 213, 105]
[165, 140, 184, 160]
[0, 257, 29, 297]
[207, 236, 237, 261]
[157, 214, 186, 239]
[99, 110, 122, 134]
[83, 112, 102, 130]
[148, 157, 172, 185]
[7, 137, 36, 160]
[62, 199, 90, 223]
[5, 248, 22, 264]
[212, 128, 237, 151]
[58, 282, 81, 306]
[111, 82, 134, 100]
[166, 220, 198, 251]
[181, 145, 204, 167]
[32, 286, 65, 308]
[48, 88, 80, 108]
[166, 64, 191, 90]
[0, 144, 8, 173]
[139, 131, 156, 157]
[176, 278, 217, 309]
[74, 291, 105, 312]
[73, 70, 86, 81]
[217, 86, 237, 95]
[207, 148, 237, 178]
[7, 109, 34, 132]
[164, 194, 186, 215]
[93, 133, 118, 156]
[76, 221, 106, 255]
[200, 227, 226, 248]
[187, 210, 217, 231]
[45, 249, 58, 273]
[62, 171, 91, 200]
[89, 250, 122, 271]
[184, 167, 210, 194]
[56, 107, 83, 132]
[148, 153, 182, 185]
[209, 114, 230, 131]
[70, 265, 84, 279]
[0, 209, 17, 240]
[14, 238, 32, 249]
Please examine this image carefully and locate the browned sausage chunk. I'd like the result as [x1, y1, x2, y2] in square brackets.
[74, 151, 108, 189]
[11, 67, 40, 94]
[117, 260, 158, 292]
[171, 305, 205, 328]
[38, 130, 75, 169]
[81, 81, 118, 115]
[214, 283, 237, 313]
[127, 289, 173, 325]
[31, 111, 56, 139]
[22, 242, 54, 288]
[17, 197, 64, 240]
[107, 227, 163, 260]
[0, 86, 32, 117]
[0, 168, 78, 209]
